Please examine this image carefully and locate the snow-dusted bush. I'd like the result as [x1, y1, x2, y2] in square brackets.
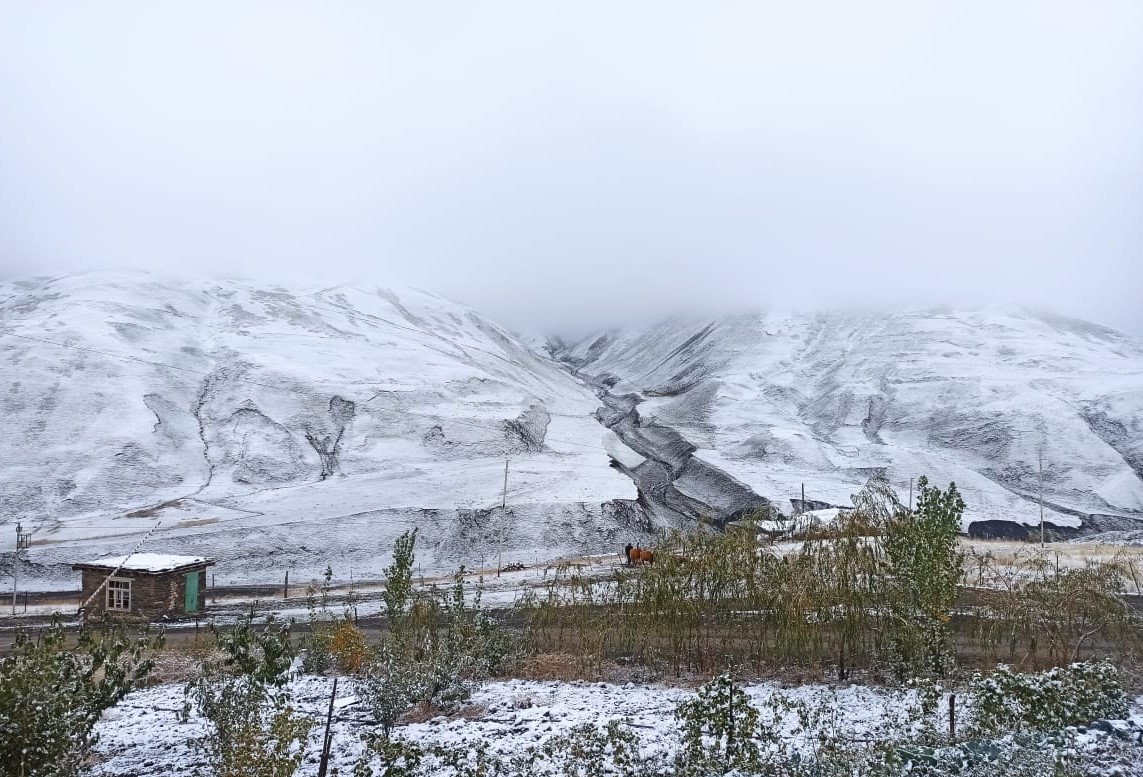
[186, 611, 312, 777]
[299, 564, 369, 675]
[359, 527, 512, 742]
[970, 660, 1128, 736]
[415, 568, 513, 708]
[0, 616, 160, 777]
[673, 674, 766, 777]
[352, 733, 425, 777]
[357, 637, 424, 740]
[532, 720, 651, 777]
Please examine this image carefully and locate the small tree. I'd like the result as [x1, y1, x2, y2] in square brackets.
[0, 616, 161, 777]
[884, 476, 965, 677]
[359, 540, 512, 762]
[383, 529, 418, 633]
[357, 638, 423, 741]
[414, 567, 511, 711]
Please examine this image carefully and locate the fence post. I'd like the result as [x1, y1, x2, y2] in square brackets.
[283, 571, 289, 599]
[317, 676, 339, 777]
[948, 693, 956, 740]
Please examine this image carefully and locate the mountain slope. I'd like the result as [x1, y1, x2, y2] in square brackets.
[549, 308, 1143, 536]
[0, 273, 638, 587]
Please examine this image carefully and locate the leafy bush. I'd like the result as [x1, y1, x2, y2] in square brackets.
[358, 532, 512, 742]
[357, 637, 425, 740]
[330, 620, 370, 673]
[412, 568, 512, 710]
[352, 733, 425, 777]
[674, 674, 765, 777]
[0, 616, 161, 777]
[528, 720, 651, 777]
[186, 611, 312, 777]
[970, 660, 1128, 736]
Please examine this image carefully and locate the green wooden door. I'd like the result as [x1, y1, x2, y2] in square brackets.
[184, 572, 200, 612]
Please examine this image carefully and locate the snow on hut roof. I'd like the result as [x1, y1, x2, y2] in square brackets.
[74, 553, 213, 573]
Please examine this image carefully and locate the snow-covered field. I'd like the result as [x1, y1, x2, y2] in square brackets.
[87, 675, 1143, 777]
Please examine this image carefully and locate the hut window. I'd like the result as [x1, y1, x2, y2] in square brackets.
[107, 578, 132, 611]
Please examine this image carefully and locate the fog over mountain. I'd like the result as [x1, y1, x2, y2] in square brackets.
[2, 4, 1141, 339]
[2, 273, 1142, 590]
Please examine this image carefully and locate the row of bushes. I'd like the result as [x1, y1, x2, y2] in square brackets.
[524, 477, 1143, 679]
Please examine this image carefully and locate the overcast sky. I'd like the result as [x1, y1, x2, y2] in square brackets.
[1, 2, 1140, 336]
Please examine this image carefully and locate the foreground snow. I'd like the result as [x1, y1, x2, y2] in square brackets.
[88, 676, 1143, 776]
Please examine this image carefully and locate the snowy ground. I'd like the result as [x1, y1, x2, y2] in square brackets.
[87, 676, 1143, 777]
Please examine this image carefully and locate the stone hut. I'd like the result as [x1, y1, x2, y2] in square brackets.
[72, 554, 215, 619]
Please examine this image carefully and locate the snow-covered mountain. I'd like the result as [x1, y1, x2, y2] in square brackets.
[0, 273, 638, 588]
[548, 309, 1143, 538]
[4, 275, 1142, 591]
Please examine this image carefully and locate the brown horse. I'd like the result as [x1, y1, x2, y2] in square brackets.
[624, 544, 654, 566]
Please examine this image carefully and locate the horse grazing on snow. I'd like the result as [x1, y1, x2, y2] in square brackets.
[624, 543, 655, 566]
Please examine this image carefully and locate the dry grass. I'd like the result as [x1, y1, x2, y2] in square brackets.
[509, 652, 598, 682]
[150, 640, 220, 684]
[962, 539, 1143, 594]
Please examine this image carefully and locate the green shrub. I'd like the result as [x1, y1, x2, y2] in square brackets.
[534, 720, 650, 777]
[186, 611, 312, 777]
[674, 674, 765, 777]
[0, 616, 161, 777]
[358, 532, 513, 743]
[970, 660, 1128, 736]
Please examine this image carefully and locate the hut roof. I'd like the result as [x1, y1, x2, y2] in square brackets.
[72, 553, 214, 574]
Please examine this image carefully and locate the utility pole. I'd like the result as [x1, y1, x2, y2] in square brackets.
[908, 478, 913, 513]
[498, 457, 508, 577]
[12, 523, 29, 616]
[12, 523, 19, 616]
[1039, 448, 1045, 549]
[800, 483, 805, 515]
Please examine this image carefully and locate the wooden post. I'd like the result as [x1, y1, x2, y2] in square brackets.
[283, 571, 289, 599]
[317, 676, 339, 777]
[948, 693, 956, 740]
